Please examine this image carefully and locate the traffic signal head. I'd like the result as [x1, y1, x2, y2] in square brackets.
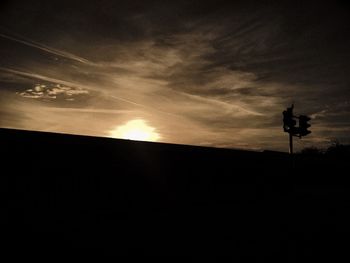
[299, 115, 311, 137]
[283, 109, 296, 132]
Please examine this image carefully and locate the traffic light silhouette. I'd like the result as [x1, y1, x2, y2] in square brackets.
[283, 107, 296, 133]
[282, 105, 311, 154]
[299, 115, 311, 137]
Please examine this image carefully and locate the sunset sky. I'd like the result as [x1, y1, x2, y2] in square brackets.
[1, 0, 349, 151]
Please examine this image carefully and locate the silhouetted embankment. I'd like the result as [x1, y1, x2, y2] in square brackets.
[1, 128, 349, 259]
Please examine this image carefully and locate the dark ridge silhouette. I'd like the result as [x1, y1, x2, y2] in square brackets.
[1, 128, 349, 259]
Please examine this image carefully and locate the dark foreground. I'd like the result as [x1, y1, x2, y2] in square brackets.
[1, 128, 349, 259]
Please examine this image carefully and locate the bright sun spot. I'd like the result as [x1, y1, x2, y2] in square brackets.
[109, 119, 160, 142]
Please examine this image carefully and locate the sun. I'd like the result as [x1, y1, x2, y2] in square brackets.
[109, 119, 160, 142]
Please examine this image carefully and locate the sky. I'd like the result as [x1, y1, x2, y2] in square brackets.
[0, 0, 349, 152]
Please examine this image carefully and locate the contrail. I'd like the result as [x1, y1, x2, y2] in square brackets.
[109, 95, 180, 117]
[0, 67, 80, 87]
[0, 67, 179, 117]
[47, 107, 132, 114]
[1, 66, 143, 107]
[0, 32, 92, 65]
[181, 91, 264, 116]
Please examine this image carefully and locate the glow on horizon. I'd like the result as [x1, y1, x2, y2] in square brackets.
[109, 119, 160, 142]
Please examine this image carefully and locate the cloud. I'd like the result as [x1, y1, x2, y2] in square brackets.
[17, 83, 88, 101]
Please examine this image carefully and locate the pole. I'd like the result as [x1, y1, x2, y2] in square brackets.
[289, 131, 295, 170]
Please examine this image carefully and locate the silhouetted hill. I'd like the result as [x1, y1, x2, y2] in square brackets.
[1, 128, 349, 260]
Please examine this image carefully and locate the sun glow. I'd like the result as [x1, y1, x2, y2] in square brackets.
[109, 119, 160, 142]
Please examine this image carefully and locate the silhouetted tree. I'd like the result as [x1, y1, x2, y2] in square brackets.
[300, 146, 323, 155]
[326, 140, 350, 157]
